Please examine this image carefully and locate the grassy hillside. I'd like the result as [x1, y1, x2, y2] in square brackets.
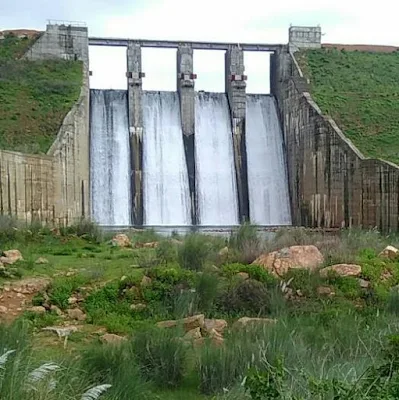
[297, 48, 399, 165]
[0, 33, 82, 154]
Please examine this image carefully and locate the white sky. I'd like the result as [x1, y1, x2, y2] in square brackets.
[2, 0, 398, 92]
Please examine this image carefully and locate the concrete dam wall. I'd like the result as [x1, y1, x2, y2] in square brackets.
[3, 22, 398, 231]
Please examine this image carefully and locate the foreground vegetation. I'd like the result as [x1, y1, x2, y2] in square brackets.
[297, 48, 399, 165]
[2, 219, 399, 398]
[0, 33, 82, 153]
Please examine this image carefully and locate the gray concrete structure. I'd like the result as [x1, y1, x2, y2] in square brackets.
[127, 42, 144, 226]
[25, 23, 88, 61]
[225, 47, 249, 222]
[177, 45, 196, 224]
[288, 26, 321, 50]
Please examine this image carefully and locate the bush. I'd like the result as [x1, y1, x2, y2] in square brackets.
[229, 223, 263, 264]
[178, 234, 210, 271]
[132, 327, 187, 388]
[220, 279, 270, 316]
[64, 218, 103, 242]
[156, 240, 178, 264]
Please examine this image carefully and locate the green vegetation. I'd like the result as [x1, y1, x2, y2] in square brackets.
[0, 33, 82, 154]
[2, 221, 399, 398]
[297, 48, 399, 165]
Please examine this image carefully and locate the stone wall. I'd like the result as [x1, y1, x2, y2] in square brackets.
[0, 23, 91, 226]
[0, 150, 54, 223]
[271, 50, 399, 231]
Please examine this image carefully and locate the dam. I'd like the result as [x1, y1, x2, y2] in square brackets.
[4, 22, 399, 232]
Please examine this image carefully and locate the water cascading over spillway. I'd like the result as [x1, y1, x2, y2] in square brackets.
[90, 90, 131, 226]
[142, 91, 191, 226]
[195, 92, 239, 226]
[246, 95, 291, 225]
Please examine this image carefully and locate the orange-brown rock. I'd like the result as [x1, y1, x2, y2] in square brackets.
[157, 314, 205, 332]
[379, 246, 399, 260]
[204, 319, 227, 335]
[252, 245, 324, 277]
[111, 234, 131, 248]
[100, 333, 127, 345]
[317, 286, 335, 296]
[319, 264, 361, 278]
[1, 250, 23, 265]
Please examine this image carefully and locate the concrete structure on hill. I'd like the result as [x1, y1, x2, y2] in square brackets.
[2, 22, 399, 231]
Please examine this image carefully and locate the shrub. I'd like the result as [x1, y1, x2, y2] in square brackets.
[222, 263, 277, 287]
[196, 272, 219, 314]
[220, 279, 270, 316]
[229, 223, 263, 264]
[178, 234, 210, 271]
[132, 327, 187, 388]
[156, 240, 178, 264]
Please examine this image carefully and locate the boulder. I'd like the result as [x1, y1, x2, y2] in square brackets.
[111, 234, 131, 248]
[236, 272, 249, 280]
[35, 257, 49, 265]
[1, 250, 23, 265]
[28, 306, 46, 314]
[184, 327, 202, 341]
[381, 270, 394, 282]
[379, 245, 399, 260]
[319, 264, 362, 278]
[252, 245, 324, 277]
[208, 328, 224, 346]
[142, 242, 158, 249]
[317, 286, 335, 296]
[68, 296, 78, 305]
[50, 305, 63, 316]
[0, 305, 8, 314]
[130, 303, 147, 312]
[141, 276, 152, 287]
[233, 317, 277, 330]
[358, 279, 370, 289]
[100, 333, 127, 345]
[157, 314, 205, 332]
[204, 319, 227, 335]
[67, 308, 86, 321]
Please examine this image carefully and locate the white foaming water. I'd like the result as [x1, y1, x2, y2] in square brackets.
[142, 91, 191, 226]
[195, 92, 239, 226]
[246, 95, 291, 225]
[90, 90, 131, 225]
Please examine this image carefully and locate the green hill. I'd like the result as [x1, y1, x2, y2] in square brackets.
[0, 33, 82, 154]
[297, 48, 399, 165]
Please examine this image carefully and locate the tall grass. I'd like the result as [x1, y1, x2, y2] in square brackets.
[229, 223, 263, 264]
[178, 234, 210, 271]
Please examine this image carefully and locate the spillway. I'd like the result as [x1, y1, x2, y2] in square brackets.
[195, 92, 239, 226]
[142, 91, 191, 226]
[90, 90, 131, 226]
[246, 95, 291, 225]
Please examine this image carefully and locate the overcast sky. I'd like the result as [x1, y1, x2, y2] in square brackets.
[1, 0, 398, 92]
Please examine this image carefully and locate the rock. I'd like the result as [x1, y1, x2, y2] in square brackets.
[66, 271, 76, 277]
[111, 234, 131, 248]
[236, 272, 249, 280]
[218, 247, 229, 258]
[233, 317, 277, 329]
[67, 308, 86, 321]
[28, 306, 46, 314]
[317, 286, 335, 296]
[319, 264, 362, 278]
[130, 303, 147, 312]
[184, 327, 202, 341]
[157, 314, 205, 332]
[1, 250, 23, 265]
[208, 328, 224, 346]
[204, 319, 227, 335]
[100, 333, 127, 345]
[381, 270, 394, 282]
[68, 296, 78, 305]
[141, 276, 152, 287]
[16, 293, 25, 298]
[42, 326, 78, 337]
[35, 257, 49, 265]
[252, 245, 324, 277]
[11, 278, 51, 294]
[358, 279, 370, 289]
[142, 242, 158, 248]
[0, 305, 8, 314]
[157, 320, 177, 329]
[379, 246, 399, 260]
[50, 305, 63, 316]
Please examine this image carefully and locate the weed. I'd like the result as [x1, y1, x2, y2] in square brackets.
[229, 223, 262, 264]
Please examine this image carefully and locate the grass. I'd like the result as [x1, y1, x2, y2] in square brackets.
[0, 33, 82, 154]
[3, 223, 399, 397]
[297, 48, 399, 165]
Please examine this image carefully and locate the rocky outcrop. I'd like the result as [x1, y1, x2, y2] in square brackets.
[203, 319, 228, 335]
[253, 245, 324, 276]
[319, 264, 362, 278]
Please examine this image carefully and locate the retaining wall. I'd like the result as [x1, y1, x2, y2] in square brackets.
[271, 50, 399, 231]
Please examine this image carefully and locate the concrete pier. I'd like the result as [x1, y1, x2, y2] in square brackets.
[177, 45, 197, 225]
[127, 42, 144, 226]
[225, 47, 250, 222]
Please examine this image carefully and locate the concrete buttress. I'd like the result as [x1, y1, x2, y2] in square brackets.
[225, 47, 249, 222]
[127, 42, 144, 226]
[177, 45, 197, 225]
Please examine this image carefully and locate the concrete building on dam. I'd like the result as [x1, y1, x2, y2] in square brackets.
[1, 21, 399, 231]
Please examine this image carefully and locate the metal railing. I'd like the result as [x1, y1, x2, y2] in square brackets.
[46, 19, 87, 28]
